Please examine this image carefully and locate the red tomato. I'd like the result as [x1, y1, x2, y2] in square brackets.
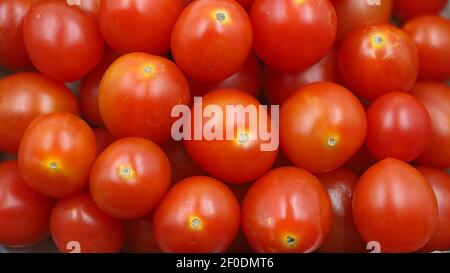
[23, 0, 104, 82]
[417, 167, 450, 252]
[0, 160, 53, 247]
[18, 113, 97, 198]
[0, 73, 79, 153]
[172, 0, 253, 82]
[394, 0, 448, 21]
[366, 92, 431, 162]
[411, 82, 450, 169]
[66, 0, 100, 20]
[93, 127, 115, 155]
[338, 23, 419, 100]
[353, 158, 438, 253]
[50, 191, 124, 253]
[403, 15, 450, 81]
[99, 52, 190, 145]
[153, 176, 240, 253]
[250, 0, 337, 73]
[185, 0, 255, 10]
[89, 137, 171, 219]
[124, 213, 161, 253]
[344, 144, 378, 176]
[280, 82, 367, 173]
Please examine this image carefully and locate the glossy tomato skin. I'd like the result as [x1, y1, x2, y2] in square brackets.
[338, 24, 419, 100]
[251, 0, 337, 73]
[99, 52, 190, 145]
[23, 0, 104, 82]
[100, 0, 184, 55]
[353, 158, 438, 253]
[90, 137, 171, 219]
[162, 141, 205, 184]
[0, 73, 79, 153]
[66, 0, 100, 20]
[411, 82, 450, 169]
[280, 82, 367, 173]
[172, 0, 253, 82]
[366, 92, 431, 162]
[50, 191, 124, 253]
[18, 113, 97, 198]
[124, 213, 161, 253]
[242, 167, 332, 253]
[93, 127, 115, 155]
[394, 0, 448, 21]
[0, 161, 54, 247]
[153, 176, 240, 253]
[403, 16, 450, 81]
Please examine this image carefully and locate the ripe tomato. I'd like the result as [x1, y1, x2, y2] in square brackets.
[23, 0, 104, 82]
[411, 82, 450, 169]
[90, 137, 171, 219]
[99, 52, 190, 145]
[344, 144, 378, 175]
[0, 73, 79, 153]
[185, 0, 255, 10]
[251, 0, 336, 73]
[394, 0, 448, 21]
[338, 23, 419, 100]
[153, 176, 240, 253]
[172, 0, 253, 82]
[353, 158, 438, 253]
[403, 16, 450, 81]
[66, 0, 100, 20]
[123, 213, 161, 253]
[50, 191, 124, 253]
[0, 161, 53, 247]
[93, 127, 115, 155]
[18, 113, 97, 198]
[280, 82, 367, 173]
[416, 167, 450, 252]
[366, 92, 431, 162]
[99, 0, 184, 55]
[316, 168, 365, 253]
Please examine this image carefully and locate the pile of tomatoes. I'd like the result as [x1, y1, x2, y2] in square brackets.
[0, 0, 450, 254]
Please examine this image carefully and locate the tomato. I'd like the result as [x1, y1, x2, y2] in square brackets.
[162, 141, 205, 184]
[99, 52, 190, 145]
[316, 168, 365, 253]
[416, 167, 450, 252]
[411, 82, 450, 169]
[90, 137, 171, 219]
[250, 0, 336, 73]
[0, 161, 53, 247]
[184, 89, 278, 184]
[280, 82, 367, 173]
[18, 113, 96, 198]
[123, 213, 161, 253]
[66, 0, 100, 20]
[403, 16, 450, 81]
[153, 176, 240, 253]
[172, 0, 252, 82]
[99, 0, 184, 55]
[185, 0, 255, 10]
[50, 191, 124, 253]
[353, 158, 438, 253]
[344, 144, 378, 175]
[263, 49, 338, 105]
[338, 23, 419, 101]
[23, 0, 104, 82]
[93, 127, 115, 155]
[394, 0, 448, 21]
[366, 92, 431, 162]
[0, 73, 79, 153]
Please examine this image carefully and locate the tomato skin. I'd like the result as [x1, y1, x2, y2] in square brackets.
[280, 82, 367, 174]
[90, 137, 171, 219]
[18, 113, 97, 198]
[124, 213, 161, 253]
[162, 141, 205, 184]
[23, 0, 104, 82]
[353, 158, 438, 253]
[50, 191, 124, 253]
[172, 0, 253, 82]
[0, 161, 54, 247]
[93, 127, 115, 155]
[66, 0, 100, 20]
[366, 92, 431, 162]
[394, 0, 448, 21]
[0, 73, 79, 154]
[153, 176, 240, 253]
[99, 52, 190, 145]
[338, 24, 419, 101]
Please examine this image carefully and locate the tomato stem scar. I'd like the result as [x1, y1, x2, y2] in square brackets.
[191, 218, 201, 229]
[327, 137, 337, 147]
[373, 35, 384, 45]
[286, 236, 296, 246]
[215, 12, 226, 22]
[144, 66, 152, 73]
[237, 132, 249, 144]
[49, 162, 58, 170]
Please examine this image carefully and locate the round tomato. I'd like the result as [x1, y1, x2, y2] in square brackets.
[93, 127, 115, 155]
[394, 0, 448, 21]
[66, 0, 100, 19]
[123, 213, 161, 253]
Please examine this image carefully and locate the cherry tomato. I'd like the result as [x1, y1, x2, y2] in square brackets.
[90, 137, 171, 219]
[50, 191, 124, 253]
[353, 158, 438, 253]
[394, 0, 448, 21]
[344, 144, 378, 175]
[172, 0, 253, 82]
[153, 176, 240, 253]
[124, 213, 161, 253]
[0, 72, 79, 153]
[23, 0, 104, 82]
[18, 112, 97, 198]
[93, 127, 115, 155]
[0, 160, 53, 247]
[280, 82, 367, 173]
[66, 0, 100, 20]
[99, 52, 190, 145]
